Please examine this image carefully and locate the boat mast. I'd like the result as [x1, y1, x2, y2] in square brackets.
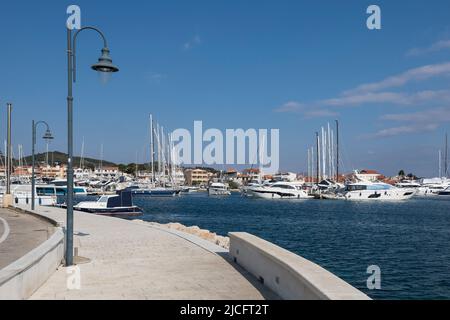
[80, 137, 85, 169]
[331, 129, 335, 180]
[321, 127, 326, 179]
[100, 143, 104, 173]
[307, 148, 310, 184]
[156, 122, 161, 179]
[161, 126, 166, 185]
[150, 114, 155, 185]
[259, 133, 265, 183]
[335, 120, 339, 183]
[135, 151, 138, 178]
[316, 132, 320, 185]
[445, 132, 448, 177]
[327, 123, 332, 179]
[439, 150, 442, 178]
[311, 147, 314, 185]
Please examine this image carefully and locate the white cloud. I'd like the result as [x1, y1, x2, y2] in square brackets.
[343, 62, 450, 95]
[275, 62, 450, 123]
[369, 124, 439, 138]
[407, 40, 450, 57]
[366, 107, 450, 138]
[303, 109, 339, 118]
[381, 107, 450, 123]
[183, 35, 202, 51]
[324, 89, 450, 107]
[275, 101, 304, 113]
[275, 101, 338, 118]
[146, 72, 167, 84]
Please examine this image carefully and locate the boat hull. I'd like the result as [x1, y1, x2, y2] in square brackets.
[344, 190, 415, 201]
[246, 188, 311, 199]
[208, 188, 231, 196]
[132, 189, 181, 197]
[74, 206, 143, 217]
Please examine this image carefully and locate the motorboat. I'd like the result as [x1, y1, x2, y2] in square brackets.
[208, 182, 231, 196]
[180, 186, 199, 193]
[0, 184, 56, 207]
[131, 186, 181, 197]
[437, 187, 450, 197]
[343, 182, 416, 201]
[416, 178, 450, 197]
[74, 189, 143, 216]
[246, 181, 312, 199]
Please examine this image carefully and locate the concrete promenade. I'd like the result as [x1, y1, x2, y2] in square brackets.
[0, 208, 53, 269]
[14, 204, 277, 300]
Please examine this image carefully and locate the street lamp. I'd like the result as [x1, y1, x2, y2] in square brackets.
[31, 121, 54, 210]
[66, 26, 119, 266]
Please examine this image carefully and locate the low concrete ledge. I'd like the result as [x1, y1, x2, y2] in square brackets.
[0, 227, 64, 300]
[229, 232, 370, 300]
[13, 206, 64, 228]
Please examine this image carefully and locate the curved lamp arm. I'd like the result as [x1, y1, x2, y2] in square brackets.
[33, 121, 51, 145]
[72, 26, 109, 83]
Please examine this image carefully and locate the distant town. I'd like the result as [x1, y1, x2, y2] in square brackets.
[0, 150, 418, 191]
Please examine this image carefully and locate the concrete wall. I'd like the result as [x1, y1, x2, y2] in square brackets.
[229, 232, 370, 300]
[0, 225, 64, 300]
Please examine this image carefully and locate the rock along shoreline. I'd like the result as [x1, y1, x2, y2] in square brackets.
[133, 220, 230, 249]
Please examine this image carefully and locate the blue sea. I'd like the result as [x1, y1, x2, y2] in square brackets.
[79, 192, 450, 300]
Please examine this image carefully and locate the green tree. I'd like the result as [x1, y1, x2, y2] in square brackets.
[398, 170, 405, 177]
[228, 181, 240, 190]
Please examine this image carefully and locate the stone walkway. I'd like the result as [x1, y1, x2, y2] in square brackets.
[14, 205, 277, 300]
[0, 208, 53, 269]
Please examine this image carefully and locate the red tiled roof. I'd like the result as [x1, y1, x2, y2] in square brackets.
[243, 168, 260, 174]
[360, 169, 379, 174]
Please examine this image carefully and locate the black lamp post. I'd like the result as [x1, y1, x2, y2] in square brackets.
[31, 121, 53, 210]
[66, 25, 119, 266]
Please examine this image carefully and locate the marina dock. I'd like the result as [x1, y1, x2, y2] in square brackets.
[10, 204, 277, 300]
[0, 203, 369, 300]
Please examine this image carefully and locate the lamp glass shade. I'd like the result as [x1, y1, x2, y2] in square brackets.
[91, 47, 119, 73]
[43, 130, 54, 140]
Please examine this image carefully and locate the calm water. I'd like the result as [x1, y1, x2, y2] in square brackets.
[79, 192, 450, 300]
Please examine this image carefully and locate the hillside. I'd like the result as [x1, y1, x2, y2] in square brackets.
[18, 151, 117, 169]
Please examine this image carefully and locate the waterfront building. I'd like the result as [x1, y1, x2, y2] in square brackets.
[94, 166, 120, 179]
[41, 165, 67, 179]
[11, 165, 32, 177]
[173, 168, 186, 185]
[184, 168, 213, 186]
[353, 169, 382, 182]
[241, 168, 260, 184]
[273, 172, 298, 182]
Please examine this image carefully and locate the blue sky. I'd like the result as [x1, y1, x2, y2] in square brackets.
[0, 0, 449, 176]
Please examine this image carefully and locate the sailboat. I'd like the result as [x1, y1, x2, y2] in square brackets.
[131, 115, 181, 197]
[416, 133, 450, 197]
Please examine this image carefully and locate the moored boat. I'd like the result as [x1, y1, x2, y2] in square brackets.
[343, 181, 415, 201]
[246, 181, 312, 199]
[74, 189, 143, 216]
[208, 182, 231, 196]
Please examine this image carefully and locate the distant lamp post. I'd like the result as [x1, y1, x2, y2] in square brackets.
[66, 25, 119, 266]
[32, 121, 54, 210]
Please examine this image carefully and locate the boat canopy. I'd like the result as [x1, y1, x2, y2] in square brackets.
[105, 190, 133, 208]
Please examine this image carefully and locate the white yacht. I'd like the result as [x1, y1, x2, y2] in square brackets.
[208, 182, 231, 196]
[437, 186, 450, 197]
[343, 182, 416, 201]
[395, 181, 421, 189]
[74, 190, 143, 216]
[416, 178, 450, 197]
[246, 181, 312, 199]
[0, 185, 56, 207]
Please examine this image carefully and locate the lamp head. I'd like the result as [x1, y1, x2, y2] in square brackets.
[91, 47, 119, 73]
[43, 129, 54, 141]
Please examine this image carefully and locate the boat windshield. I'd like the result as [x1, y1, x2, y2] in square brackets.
[98, 196, 108, 203]
[346, 185, 367, 191]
